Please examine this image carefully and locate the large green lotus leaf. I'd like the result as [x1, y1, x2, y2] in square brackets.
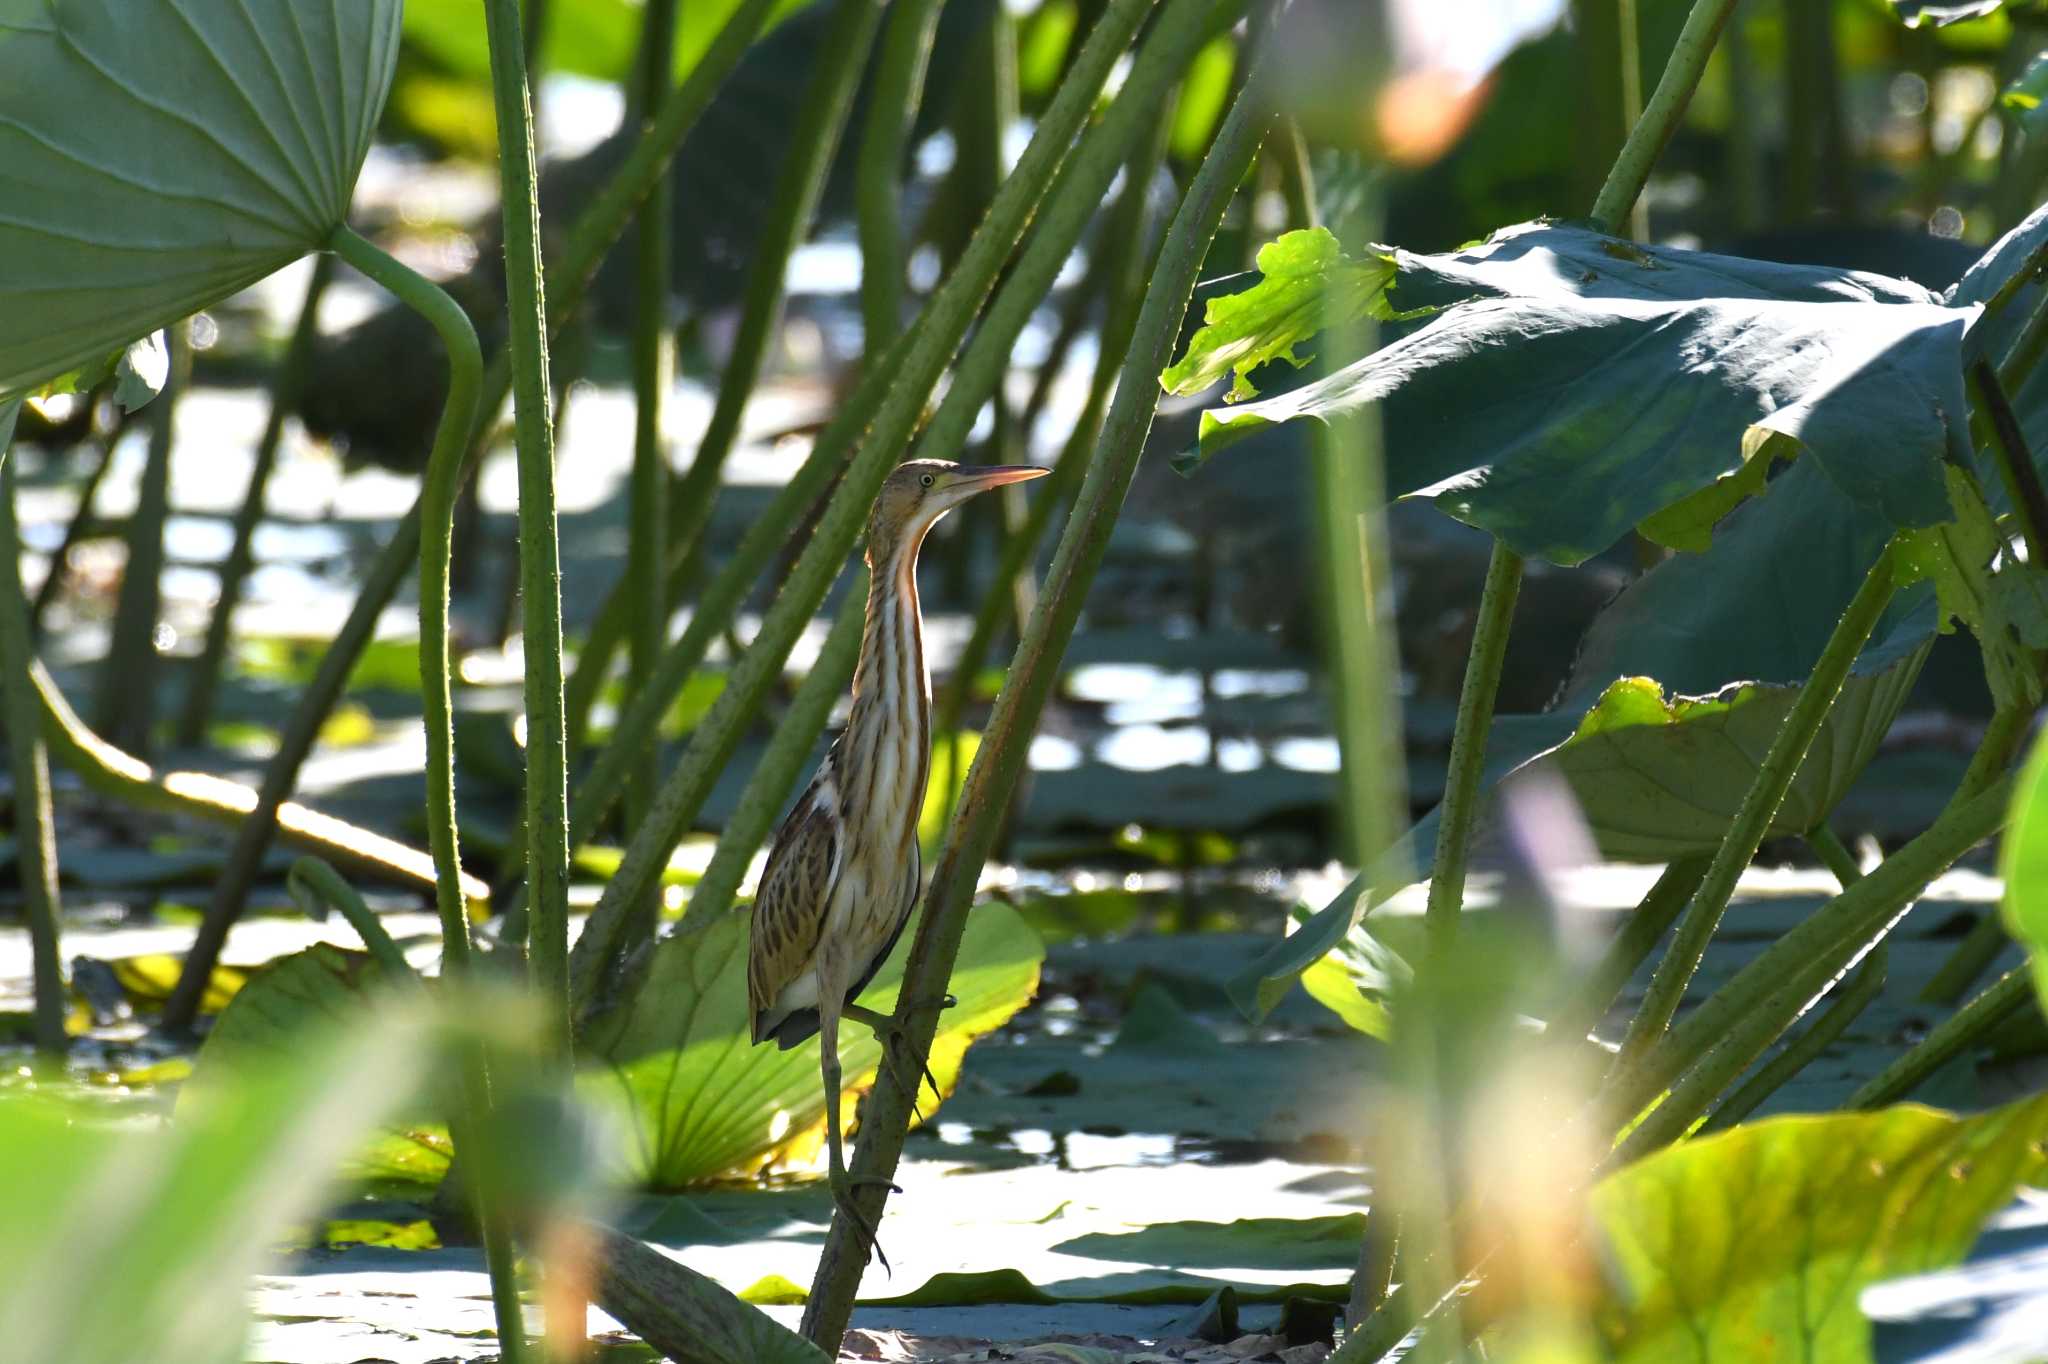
[0, 995, 434, 1364]
[1177, 221, 1974, 564]
[581, 902, 1043, 1190]
[1948, 198, 2048, 309]
[0, 0, 401, 399]
[1592, 1095, 2048, 1360]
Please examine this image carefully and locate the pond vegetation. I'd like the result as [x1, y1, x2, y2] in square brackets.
[11, 0, 2048, 1361]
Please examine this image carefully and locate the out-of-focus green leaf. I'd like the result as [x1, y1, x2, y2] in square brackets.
[1593, 1096, 2048, 1359]
[1160, 227, 1406, 402]
[1167, 35, 1236, 163]
[1179, 222, 1973, 565]
[0, 0, 400, 400]
[1999, 728, 2048, 1018]
[581, 902, 1042, 1189]
[0, 997, 437, 1364]
[1295, 901, 1408, 1040]
[2001, 51, 2048, 137]
[399, 0, 811, 85]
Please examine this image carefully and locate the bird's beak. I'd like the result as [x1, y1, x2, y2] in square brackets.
[951, 464, 1050, 496]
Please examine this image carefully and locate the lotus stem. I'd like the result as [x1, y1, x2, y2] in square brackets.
[1697, 826, 1878, 1132]
[621, 0, 680, 954]
[565, 0, 1224, 1017]
[1850, 966, 2032, 1109]
[799, 19, 1272, 1347]
[1423, 544, 1522, 961]
[161, 0, 768, 1015]
[858, 0, 945, 350]
[1545, 854, 1709, 1044]
[286, 857, 416, 982]
[1588, 0, 1743, 231]
[1970, 358, 2048, 573]
[0, 401, 64, 1056]
[1614, 545, 1897, 1069]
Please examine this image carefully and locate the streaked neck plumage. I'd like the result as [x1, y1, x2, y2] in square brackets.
[839, 519, 934, 860]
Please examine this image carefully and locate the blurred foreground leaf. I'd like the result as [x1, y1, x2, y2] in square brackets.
[1593, 1096, 2048, 1360]
[0, 999, 437, 1364]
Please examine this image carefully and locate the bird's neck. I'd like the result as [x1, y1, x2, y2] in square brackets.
[841, 531, 932, 844]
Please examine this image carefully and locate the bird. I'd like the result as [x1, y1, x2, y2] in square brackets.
[746, 457, 1050, 1265]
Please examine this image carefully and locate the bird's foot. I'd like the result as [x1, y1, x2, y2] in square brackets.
[843, 1002, 949, 1117]
[828, 1170, 901, 1274]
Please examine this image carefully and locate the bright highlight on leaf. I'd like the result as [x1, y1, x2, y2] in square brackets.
[1158, 227, 1406, 402]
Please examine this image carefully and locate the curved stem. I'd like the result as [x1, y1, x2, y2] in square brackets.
[0, 402, 64, 1056]
[95, 325, 184, 755]
[286, 857, 416, 982]
[799, 28, 1272, 1348]
[30, 428, 114, 638]
[326, 226, 482, 976]
[176, 253, 334, 746]
[1613, 545, 1897, 1069]
[325, 223, 522, 1362]
[1970, 357, 2048, 573]
[1545, 854, 1709, 1044]
[566, 0, 1217, 1016]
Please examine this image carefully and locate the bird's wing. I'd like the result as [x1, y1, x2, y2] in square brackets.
[747, 764, 842, 1020]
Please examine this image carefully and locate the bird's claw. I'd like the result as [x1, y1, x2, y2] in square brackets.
[829, 1172, 899, 1274]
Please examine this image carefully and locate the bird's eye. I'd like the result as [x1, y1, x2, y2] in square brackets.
[920, 473, 934, 488]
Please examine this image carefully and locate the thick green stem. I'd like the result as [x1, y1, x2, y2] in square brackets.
[327, 224, 521, 1362]
[567, 0, 1225, 1017]
[324, 229, 481, 972]
[1970, 358, 2048, 573]
[1850, 966, 2031, 1109]
[622, 0, 680, 946]
[1616, 772, 2013, 1137]
[1422, 544, 1521, 960]
[0, 402, 64, 1056]
[483, 0, 573, 1040]
[799, 35, 1271, 1349]
[177, 254, 335, 746]
[1697, 825, 1877, 1132]
[162, 0, 769, 1016]
[96, 326, 185, 756]
[685, 585, 865, 924]
[1588, 0, 1742, 231]
[1614, 546, 1897, 1067]
[858, 0, 944, 349]
[1545, 855, 1710, 1044]
[1881, 705, 2019, 1006]
[929, 125, 1169, 749]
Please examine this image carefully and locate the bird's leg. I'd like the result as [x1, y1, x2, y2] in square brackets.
[843, 999, 955, 1117]
[819, 993, 900, 1272]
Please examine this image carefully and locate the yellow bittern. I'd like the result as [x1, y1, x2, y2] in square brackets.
[747, 457, 1049, 1261]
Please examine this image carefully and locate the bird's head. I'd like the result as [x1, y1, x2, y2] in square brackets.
[866, 459, 1049, 566]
